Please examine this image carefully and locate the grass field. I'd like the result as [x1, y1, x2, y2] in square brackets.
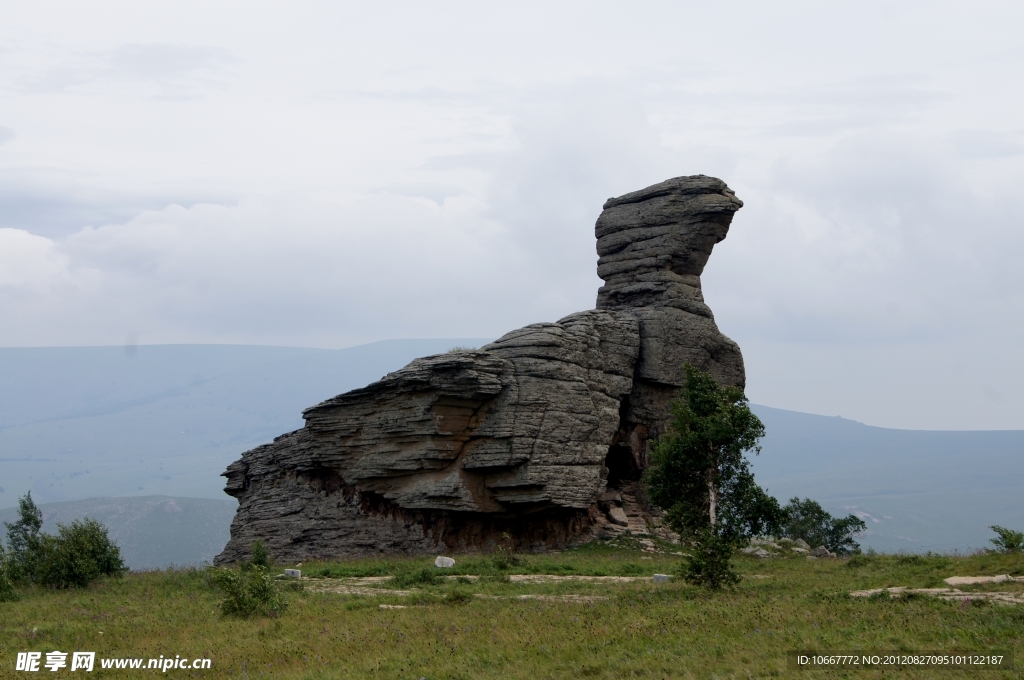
[3, 536, 1023, 679]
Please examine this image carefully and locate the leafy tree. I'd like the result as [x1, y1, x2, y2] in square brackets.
[780, 497, 866, 554]
[989, 525, 1024, 553]
[645, 364, 784, 588]
[3, 492, 126, 589]
[3, 491, 43, 581]
[34, 519, 128, 589]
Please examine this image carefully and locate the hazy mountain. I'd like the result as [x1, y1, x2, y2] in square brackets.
[750, 405, 1024, 554]
[2, 343, 1021, 560]
[0, 340, 491, 504]
[0, 496, 236, 570]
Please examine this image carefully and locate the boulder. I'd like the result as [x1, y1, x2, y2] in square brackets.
[809, 546, 831, 557]
[215, 176, 747, 564]
[434, 556, 455, 568]
[607, 507, 630, 527]
[794, 539, 810, 550]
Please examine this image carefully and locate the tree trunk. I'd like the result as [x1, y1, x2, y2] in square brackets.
[708, 469, 717, 527]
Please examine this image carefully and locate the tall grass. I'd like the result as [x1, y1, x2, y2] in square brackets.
[2, 545, 1022, 679]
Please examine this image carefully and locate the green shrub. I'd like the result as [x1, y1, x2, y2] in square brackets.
[251, 540, 270, 569]
[442, 589, 473, 605]
[0, 570, 15, 602]
[34, 519, 128, 589]
[0, 545, 17, 602]
[492, 532, 523, 570]
[211, 566, 287, 617]
[780, 497, 866, 554]
[681, 529, 740, 590]
[989, 525, 1024, 553]
[3, 492, 125, 589]
[845, 554, 873, 569]
[392, 566, 441, 588]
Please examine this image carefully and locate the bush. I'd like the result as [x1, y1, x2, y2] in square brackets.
[34, 519, 128, 589]
[0, 570, 15, 602]
[989, 525, 1024, 553]
[681, 529, 740, 590]
[392, 566, 441, 588]
[780, 497, 866, 555]
[4, 492, 126, 590]
[250, 540, 270, 569]
[210, 566, 287, 617]
[492, 532, 523, 570]
[0, 545, 17, 602]
[442, 589, 474, 605]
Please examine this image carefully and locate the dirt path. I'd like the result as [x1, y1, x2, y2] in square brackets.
[851, 585, 1024, 605]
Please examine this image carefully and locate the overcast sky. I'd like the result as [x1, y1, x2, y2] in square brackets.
[2, 1, 1023, 430]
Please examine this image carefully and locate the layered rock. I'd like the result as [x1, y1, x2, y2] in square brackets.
[595, 176, 745, 484]
[216, 175, 745, 564]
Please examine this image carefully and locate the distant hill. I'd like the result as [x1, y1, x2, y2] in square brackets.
[2, 343, 1022, 557]
[0, 496, 236, 570]
[0, 339, 492, 504]
[750, 405, 1024, 554]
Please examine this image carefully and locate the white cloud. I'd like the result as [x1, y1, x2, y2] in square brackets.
[0, 228, 71, 291]
[2, 1, 1024, 428]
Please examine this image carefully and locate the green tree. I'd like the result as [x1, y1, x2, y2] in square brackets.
[3, 492, 126, 589]
[3, 492, 43, 581]
[780, 497, 866, 555]
[989, 525, 1024, 553]
[34, 518, 128, 589]
[645, 364, 784, 588]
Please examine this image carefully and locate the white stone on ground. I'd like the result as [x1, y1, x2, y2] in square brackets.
[944, 574, 1019, 585]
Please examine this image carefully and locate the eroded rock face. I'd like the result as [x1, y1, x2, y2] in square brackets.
[216, 175, 745, 564]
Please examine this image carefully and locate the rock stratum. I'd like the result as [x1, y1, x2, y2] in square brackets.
[216, 175, 745, 563]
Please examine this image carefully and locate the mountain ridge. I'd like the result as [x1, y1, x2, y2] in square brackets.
[2, 343, 1020, 556]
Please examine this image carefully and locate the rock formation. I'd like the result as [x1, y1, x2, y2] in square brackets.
[216, 175, 746, 564]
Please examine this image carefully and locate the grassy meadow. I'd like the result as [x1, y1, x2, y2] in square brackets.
[2, 535, 1023, 679]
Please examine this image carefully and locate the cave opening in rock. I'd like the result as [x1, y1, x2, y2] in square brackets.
[604, 442, 641, 490]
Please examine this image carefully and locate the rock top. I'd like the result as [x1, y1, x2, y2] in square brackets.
[216, 176, 746, 564]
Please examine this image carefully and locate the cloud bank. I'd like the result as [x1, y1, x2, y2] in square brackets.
[1, 1, 1023, 429]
